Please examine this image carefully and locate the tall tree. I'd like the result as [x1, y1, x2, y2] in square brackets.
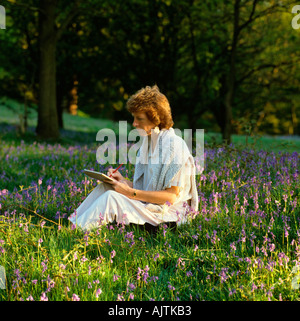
[223, 0, 241, 144]
[182, 0, 299, 143]
[36, 0, 81, 140]
[36, 0, 59, 139]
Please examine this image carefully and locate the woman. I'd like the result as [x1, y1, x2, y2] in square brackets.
[68, 85, 198, 231]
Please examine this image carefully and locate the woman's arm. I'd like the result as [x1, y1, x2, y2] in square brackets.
[130, 186, 179, 205]
[104, 179, 179, 205]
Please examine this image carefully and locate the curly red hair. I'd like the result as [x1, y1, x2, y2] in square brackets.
[126, 85, 174, 130]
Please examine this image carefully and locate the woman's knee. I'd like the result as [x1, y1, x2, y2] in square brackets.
[103, 190, 119, 199]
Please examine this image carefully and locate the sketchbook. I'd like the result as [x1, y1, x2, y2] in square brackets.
[83, 169, 114, 182]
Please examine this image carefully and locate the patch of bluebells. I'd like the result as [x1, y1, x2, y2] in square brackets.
[124, 231, 135, 247]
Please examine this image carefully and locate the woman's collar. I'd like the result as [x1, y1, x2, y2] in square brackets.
[138, 128, 170, 163]
[149, 127, 175, 154]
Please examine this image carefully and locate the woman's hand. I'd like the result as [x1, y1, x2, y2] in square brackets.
[106, 167, 133, 187]
[107, 167, 124, 181]
[103, 178, 133, 198]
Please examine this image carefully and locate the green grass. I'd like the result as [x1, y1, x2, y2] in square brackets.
[0, 97, 119, 133]
[204, 132, 300, 154]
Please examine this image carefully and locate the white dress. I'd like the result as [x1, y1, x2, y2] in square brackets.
[68, 137, 195, 231]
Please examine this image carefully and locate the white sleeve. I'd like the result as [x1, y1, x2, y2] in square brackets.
[165, 157, 193, 192]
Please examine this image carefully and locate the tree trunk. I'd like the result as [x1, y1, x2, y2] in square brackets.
[36, 0, 59, 140]
[56, 83, 64, 129]
[222, 0, 241, 145]
[223, 80, 234, 144]
[291, 104, 298, 135]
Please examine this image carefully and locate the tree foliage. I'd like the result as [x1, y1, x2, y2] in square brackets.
[0, 0, 299, 140]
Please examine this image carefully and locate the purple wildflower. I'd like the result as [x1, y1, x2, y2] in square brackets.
[95, 288, 102, 298]
[72, 293, 80, 301]
[168, 282, 175, 291]
[113, 274, 120, 282]
[40, 292, 48, 301]
[153, 253, 160, 261]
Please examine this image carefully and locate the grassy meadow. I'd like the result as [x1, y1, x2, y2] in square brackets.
[0, 103, 299, 301]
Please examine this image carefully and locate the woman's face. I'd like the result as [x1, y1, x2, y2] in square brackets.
[132, 112, 156, 136]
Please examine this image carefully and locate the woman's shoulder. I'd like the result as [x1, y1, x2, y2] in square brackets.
[161, 128, 189, 150]
[157, 129, 191, 164]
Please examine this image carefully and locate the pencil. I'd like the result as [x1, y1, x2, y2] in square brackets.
[109, 163, 123, 177]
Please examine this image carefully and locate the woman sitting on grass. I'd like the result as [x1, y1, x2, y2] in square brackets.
[68, 85, 198, 231]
